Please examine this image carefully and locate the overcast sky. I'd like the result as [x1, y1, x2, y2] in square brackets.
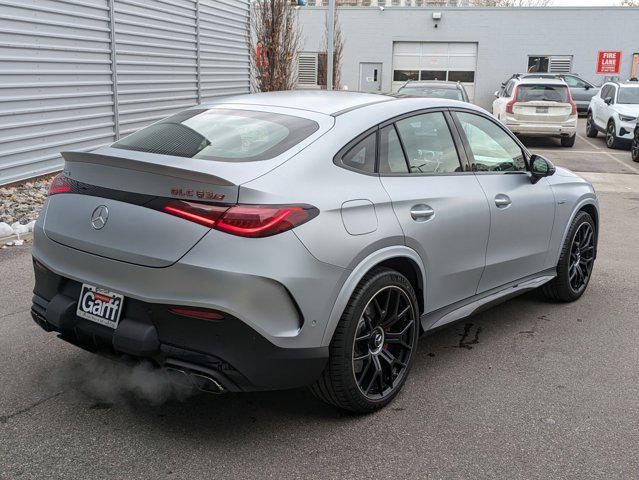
[551, 0, 620, 5]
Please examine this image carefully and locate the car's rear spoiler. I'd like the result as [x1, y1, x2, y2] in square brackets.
[62, 150, 235, 186]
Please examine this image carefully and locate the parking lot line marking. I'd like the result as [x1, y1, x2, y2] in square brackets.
[601, 151, 639, 174]
[577, 133, 603, 150]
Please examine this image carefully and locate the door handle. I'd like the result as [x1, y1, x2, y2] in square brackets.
[410, 204, 434, 221]
[494, 194, 512, 208]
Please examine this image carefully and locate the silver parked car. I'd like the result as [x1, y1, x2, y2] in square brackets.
[32, 91, 599, 412]
[396, 80, 470, 103]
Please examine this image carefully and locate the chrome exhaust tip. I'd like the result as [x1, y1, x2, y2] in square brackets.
[164, 366, 225, 394]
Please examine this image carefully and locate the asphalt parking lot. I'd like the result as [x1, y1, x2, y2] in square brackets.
[2, 119, 639, 480]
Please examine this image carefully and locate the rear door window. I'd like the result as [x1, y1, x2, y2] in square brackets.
[394, 112, 463, 174]
[516, 85, 569, 103]
[112, 108, 319, 162]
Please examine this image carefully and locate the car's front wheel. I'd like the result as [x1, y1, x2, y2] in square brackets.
[585, 112, 598, 138]
[310, 268, 419, 413]
[606, 120, 622, 149]
[632, 128, 639, 163]
[541, 211, 596, 302]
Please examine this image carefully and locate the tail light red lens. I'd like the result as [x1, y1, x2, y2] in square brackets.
[48, 174, 71, 196]
[169, 307, 224, 320]
[568, 90, 578, 116]
[505, 86, 518, 114]
[155, 199, 318, 238]
[216, 205, 315, 238]
[160, 200, 227, 228]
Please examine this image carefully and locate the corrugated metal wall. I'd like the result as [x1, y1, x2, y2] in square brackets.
[0, 0, 250, 185]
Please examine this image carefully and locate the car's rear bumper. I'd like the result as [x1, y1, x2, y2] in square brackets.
[31, 260, 328, 392]
[505, 121, 577, 137]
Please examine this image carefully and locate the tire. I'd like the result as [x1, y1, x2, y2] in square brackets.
[541, 211, 596, 302]
[310, 267, 419, 413]
[585, 112, 598, 138]
[561, 135, 576, 147]
[631, 129, 639, 163]
[605, 120, 623, 149]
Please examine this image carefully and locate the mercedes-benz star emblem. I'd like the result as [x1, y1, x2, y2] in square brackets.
[90, 205, 109, 230]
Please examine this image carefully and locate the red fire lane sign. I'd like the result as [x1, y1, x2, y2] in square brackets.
[597, 51, 621, 74]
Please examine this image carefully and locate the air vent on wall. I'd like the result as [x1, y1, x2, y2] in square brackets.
[549, 56, 573, 74]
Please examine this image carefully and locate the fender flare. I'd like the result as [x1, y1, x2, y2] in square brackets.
[320, 245, 425, 346]
[555, 197, 599, 265]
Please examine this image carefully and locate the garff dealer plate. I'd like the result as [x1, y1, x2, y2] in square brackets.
[76, 284, 124, 329]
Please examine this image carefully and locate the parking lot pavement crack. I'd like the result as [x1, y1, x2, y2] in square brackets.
[0, 307, 30, 320]
[0, 391, 64, 424]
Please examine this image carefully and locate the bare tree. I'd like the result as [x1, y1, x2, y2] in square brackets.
[318, 7, 344, 89]
[249, 0, 301, 92]
[470, 0, 551, 6]
[620, 0, 638, 5]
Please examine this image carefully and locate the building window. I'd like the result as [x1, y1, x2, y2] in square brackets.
[393, 70, 419, 81]
[527, 55, 572, 74]
[448, 70, 475, 82]
[420, 70, 447, 81]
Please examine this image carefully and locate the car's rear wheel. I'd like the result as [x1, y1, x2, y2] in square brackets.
[310, 268, 419, 413]
[541, 211, 596, 302]
[606, 120, 622, 149]
[561, 135, 576, 147]
[631, 129, 639, 163]
[585, 112, 598, 138]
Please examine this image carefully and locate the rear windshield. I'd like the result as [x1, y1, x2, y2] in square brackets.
[112, 108, 319, 162]
[397, 87, 463, 101]
[516, 84, 569, 103]
[618, 87, 639, 104]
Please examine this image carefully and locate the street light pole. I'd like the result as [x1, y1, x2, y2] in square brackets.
[326, 0, 335, 91]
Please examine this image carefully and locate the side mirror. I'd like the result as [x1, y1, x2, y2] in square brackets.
[494, 90, 500, 98]
[604, 96, 613, 105]
[584, 84, 591, 90]
[529, 154, 556, 184]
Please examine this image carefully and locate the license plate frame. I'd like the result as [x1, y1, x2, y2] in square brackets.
[76, 284, 124, 329]
[536, 106, 549, 114]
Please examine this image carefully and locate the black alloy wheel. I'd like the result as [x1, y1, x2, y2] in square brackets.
[585, 112, 598, 138]
[567, 221, 595, 295]
[352, 285, 416, 400]
[632, 129, 639, 162]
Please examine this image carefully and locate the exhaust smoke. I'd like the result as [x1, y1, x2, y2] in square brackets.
[50, 355, 199, 407]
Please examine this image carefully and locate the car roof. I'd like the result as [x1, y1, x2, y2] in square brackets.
[401, 81, 461, 90]
[200, 90, 394, 116]
[516, 77, 567, 86]
[613, 81, 639, 87]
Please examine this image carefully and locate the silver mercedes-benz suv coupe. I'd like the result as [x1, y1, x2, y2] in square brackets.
[32, 91, 599, 413]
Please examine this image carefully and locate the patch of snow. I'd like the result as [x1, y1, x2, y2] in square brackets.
[0, 221, 13, 237]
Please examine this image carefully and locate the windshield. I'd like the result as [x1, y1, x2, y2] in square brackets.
[112, 108, 319, 162]
[397, 87, 463, 101]
[617, 87, 639, 104]
[516, 84, 569, 103]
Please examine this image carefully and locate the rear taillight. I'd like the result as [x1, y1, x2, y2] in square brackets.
[216, 205, 315, 238]
[568, 90, 578, 115]
[169, 307, 224, 320]
[505, 86, 518, 114]
[159, 200, 227, 228]
[48, 174, 71, 195]
[154, 200, 318, 238]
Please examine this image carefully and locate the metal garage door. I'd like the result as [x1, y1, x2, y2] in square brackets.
[392, 42, 477, 101]
[0, 0, 249, 186]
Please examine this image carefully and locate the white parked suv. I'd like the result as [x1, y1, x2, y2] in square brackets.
[493, 77, 578, 147]
[586, 81, 639, 149]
